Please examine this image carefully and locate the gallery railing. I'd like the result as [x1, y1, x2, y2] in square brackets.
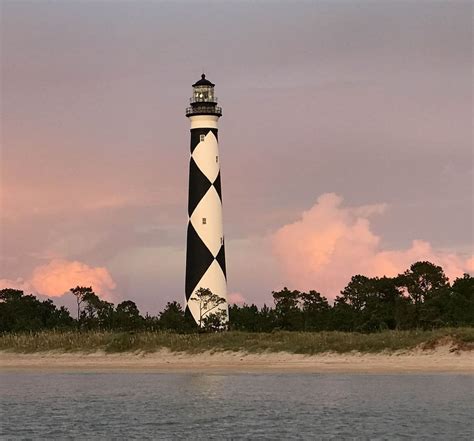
[186, 106, 222, 116]
[190, 96, 218, 104]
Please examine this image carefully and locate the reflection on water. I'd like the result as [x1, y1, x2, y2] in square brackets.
[188, 372, 227, 400]
[1, 373, 472, 440]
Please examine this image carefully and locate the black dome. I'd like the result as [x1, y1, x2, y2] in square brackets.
[192, 74, 215, 87]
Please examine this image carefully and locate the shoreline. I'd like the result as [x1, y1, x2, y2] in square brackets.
[1, 346, 472, 374]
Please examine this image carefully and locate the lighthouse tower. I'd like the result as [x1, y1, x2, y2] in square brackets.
[185, 74, 227, 325]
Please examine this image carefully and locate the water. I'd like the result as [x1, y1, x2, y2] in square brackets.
[1, 373, 472, 440]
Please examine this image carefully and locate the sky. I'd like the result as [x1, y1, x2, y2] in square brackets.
[1, 1, 472, 313]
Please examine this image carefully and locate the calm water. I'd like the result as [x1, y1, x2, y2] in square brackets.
[0, 373, 472, 440]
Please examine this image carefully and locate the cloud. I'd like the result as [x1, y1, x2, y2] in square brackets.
[272, 193, 472, 300]
[0, 259, 116, 300]
[467, 257, 474, 272]
[228, 292, 247, 305]
[0, 277, 33, 293]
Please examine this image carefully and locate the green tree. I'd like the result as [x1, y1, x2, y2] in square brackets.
[333, 275, 371, 331]
[202, 310, 228, 332]
[300, 290, 330, 331]
[80, 290, 114, 329]
[398, 261, 449, 327]
[0, 288, 23, 302]
[450, 274, 474, 325]
[114, 300, 144, 330]
[190, 287, 227, 329]
[272, 287, 302, 330]
[258, 304, 277, 331]
[0, 289, 73, 332]
[229, 304, 262, 331]
[422, 273, 474, 327]
[334, 276, 409, 331]
[70, 286, 93, 322]
[371, 276, 411, 330]
[339, 275, 371, 312]
[159, 301, 191, 332]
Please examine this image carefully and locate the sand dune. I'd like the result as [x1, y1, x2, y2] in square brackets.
[1, 346, 472, 374]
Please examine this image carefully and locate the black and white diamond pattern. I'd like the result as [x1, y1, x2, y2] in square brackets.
[185, 129, 227, 324]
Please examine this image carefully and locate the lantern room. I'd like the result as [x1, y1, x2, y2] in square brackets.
[186, 74, 222, 117]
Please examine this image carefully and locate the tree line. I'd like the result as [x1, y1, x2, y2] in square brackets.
[0, 261, 472, 333]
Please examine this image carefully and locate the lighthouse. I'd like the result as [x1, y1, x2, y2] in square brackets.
[185, 74, 227, 325]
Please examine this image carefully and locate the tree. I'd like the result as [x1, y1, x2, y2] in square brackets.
[190, 287, 227, 329]
[421, 273, 474, 327]
[115, 300, 143, 330]
[272, 287, 302, 330]
[338, 275, 371, 312]
[333, 276, 372, 331]
[400, 262, 449, 303]
[370, 276, 411, 330]
[202, 310, 228, 332]
[0, 288, 23, 303]
[450, 274, 474, 326]
[229, 304, 262, 331]
[258, 304, 277, 332]
[159, 301, 189, 332]
[81, 291, 114, 329]
[70, 286, 93, 322]
[397, 261, 449, 326]
[335, 275, 409, 331]
[0, 289, 73, 332]
[300, 290, 330, 331]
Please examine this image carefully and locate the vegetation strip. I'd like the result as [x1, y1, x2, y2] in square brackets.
[0, 328, 472, 354]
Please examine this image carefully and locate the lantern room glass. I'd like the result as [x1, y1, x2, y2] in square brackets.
[193, 85, 215, 103]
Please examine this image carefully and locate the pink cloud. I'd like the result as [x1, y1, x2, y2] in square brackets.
[272, 193, 472, 300]
[228, 292, 247, 305]
[466, 257, 474, 272]
[0, 259, 116, 300]
[0, 277, 33, 293]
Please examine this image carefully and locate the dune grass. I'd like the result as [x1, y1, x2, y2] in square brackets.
[0, 328, 472, 355]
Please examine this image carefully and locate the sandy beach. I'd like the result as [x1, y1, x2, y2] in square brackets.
[1, 345, 472, 374]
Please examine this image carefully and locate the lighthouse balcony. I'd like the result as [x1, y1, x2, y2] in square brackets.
[190, 96, 218, 104]
[186, 105, 222, 117]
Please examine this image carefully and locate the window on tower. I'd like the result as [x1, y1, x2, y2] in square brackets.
[200, 135, 205, 142]
[202, 218, 207, 225]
